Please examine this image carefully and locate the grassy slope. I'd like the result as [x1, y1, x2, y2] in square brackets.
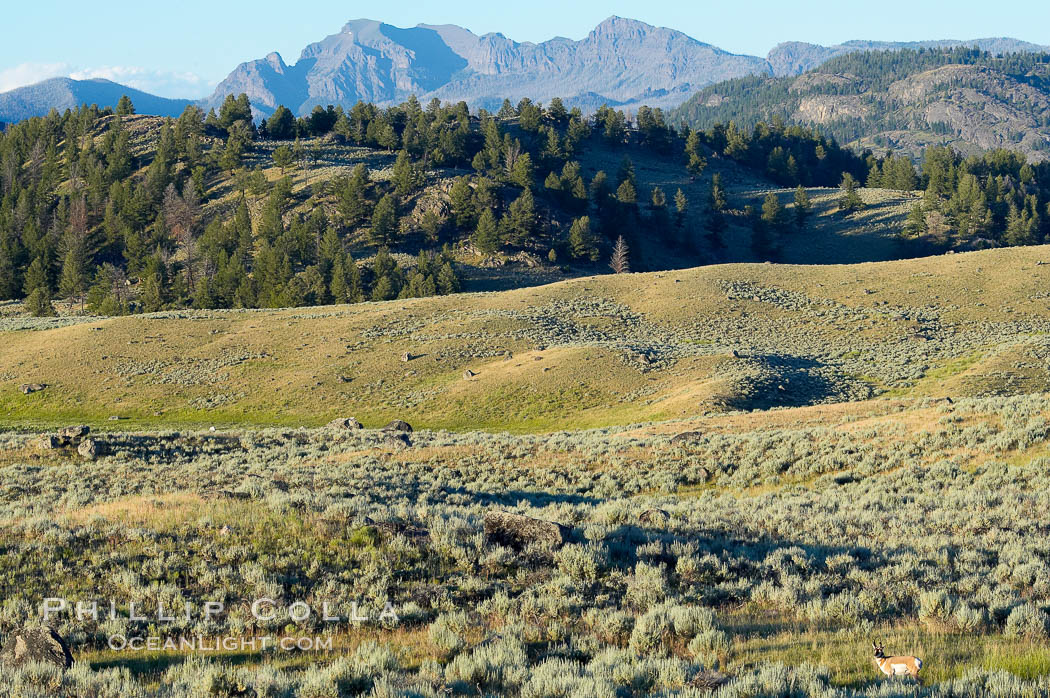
[4, 244, 1050, 432]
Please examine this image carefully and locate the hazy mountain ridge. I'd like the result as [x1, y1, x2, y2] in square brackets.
[207, 16, 771, 116]
[673, 49, 1050, 161]
[2, 21, 1049, 124]
[0, 77, 191, 123]
[767, 38, 1050, 76]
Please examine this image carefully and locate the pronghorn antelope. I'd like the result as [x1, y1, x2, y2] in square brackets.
[872, 640, 922, 679]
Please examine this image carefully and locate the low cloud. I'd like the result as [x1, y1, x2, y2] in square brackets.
[0, 62, 71, 92]
[0, 62, 211, 98]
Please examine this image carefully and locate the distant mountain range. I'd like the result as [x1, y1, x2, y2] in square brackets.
[0, 77, 191, 123]
[1, 18, 1047, 124]
[765, 38, 1050, 77]
[204, 17, 770, 116]
[672, 49, 1050, 161]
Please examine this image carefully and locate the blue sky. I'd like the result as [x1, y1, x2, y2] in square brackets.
[3, 0, 1049, 98]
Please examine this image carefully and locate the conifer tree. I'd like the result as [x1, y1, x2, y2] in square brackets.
[793, 186, 812, 229]
[115, 95, 135, 116]
[473, 209, 500, 254]
[370, 194, 398, 245]
[838, 173, 864, 214]
[568, 216, 599, 261]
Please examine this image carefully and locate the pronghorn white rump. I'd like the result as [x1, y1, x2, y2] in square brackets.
[872, 640, 922, 679]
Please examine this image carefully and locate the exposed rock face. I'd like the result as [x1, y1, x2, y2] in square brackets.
[0, 627, 74, 670]
[483, 511, 569, 550]
[382, 420, 413, 432]
[207, 16, 771, 115]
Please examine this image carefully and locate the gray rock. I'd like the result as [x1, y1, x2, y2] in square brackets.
[0, 626, 73, 670]
[77, 439, 106, 460]
[383, 433, 411, 450]
[327, 417, 363, 430]
[382, 420, 413, 433]
[483, 510, 569, 550]
[58, 425, 90, 439]
[37, 435, 66, 450]
[639, 508, 671, 526]
[19, 383, 46, 394]
[670, 431, 704, 445]
[463, 369, 476, 379]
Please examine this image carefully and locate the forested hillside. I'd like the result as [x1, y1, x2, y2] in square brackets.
[673, 48, 1050, 161]
[1, 86, 1048, 318]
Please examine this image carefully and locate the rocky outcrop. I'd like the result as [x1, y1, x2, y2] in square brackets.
[483, 511, 569, 550]
[0, 626, 73, 670]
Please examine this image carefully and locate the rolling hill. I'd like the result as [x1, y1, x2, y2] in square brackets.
[4, 245, 1050, 432]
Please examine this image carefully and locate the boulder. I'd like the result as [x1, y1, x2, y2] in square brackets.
[58, 425, 90, 439]
[639, 508, 671, 526]
[382, 420, 413, 433]
[77, 439, 106, 460]
[19, 383, 46, 395]
[0, 626, 73, 670]
[670, 431, 704, 446]
[483, 510, 569, 550]
[401, 352, 414, 362]
[327, 417, 363, 430]
[463, 369, 476, 380]
[383, 433, 411, 450]
[37, 435, 66, 450]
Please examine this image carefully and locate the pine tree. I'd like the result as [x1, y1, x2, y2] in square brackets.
[58, 249, 87, 307]
[838, 173, 864, 214]
[115, 95, 135, 116]
[472, 209, 501, 254]
[337, 164, 371, 229]
[392, 150, 420, 196]
[22, 256, 50, 298]
[903, 202, 927, 238]
[505, 187, 537, 245]
[24, 287, 57, 317]
[511, 152, 534, 188]
[436, 261, 460, 295]
[0, 242, 16, 300]
[370, 194, 398, 245]
[793, 186, 812, 229]
[674, 189, 688, 229]
[568, 216, 599, 261]
[449, 177, 476, 231]
[761, 192, 786, 231]
[272, 145, 294, 173]
[268, 105, 296, 140]
[685, 130, 707, 176]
